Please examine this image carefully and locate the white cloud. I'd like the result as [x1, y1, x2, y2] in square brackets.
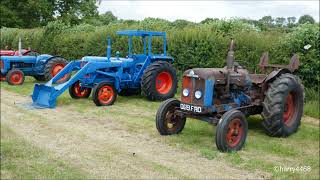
[97, 1, 319, 22]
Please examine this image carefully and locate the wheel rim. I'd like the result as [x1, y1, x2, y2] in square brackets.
[164, 107, 181, 132]
[10, 71, 23, 85]
[98, 85, 114, 104]
[226, 118, 243, 148]
[73, 82, 90, 97]
[51, 64, 65, 76]
[283, 92, 295, 125]
[51, 63, 68, 82]
[156, 71, 173, 94]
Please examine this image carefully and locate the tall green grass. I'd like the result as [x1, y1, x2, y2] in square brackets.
[305, 88, 320, 118]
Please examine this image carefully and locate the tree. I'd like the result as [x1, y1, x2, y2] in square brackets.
[287, 16, 296, 27]
[172, 19, 194, 29]
[298, 15, 315, 24]
[0, 0, 54, 28]
[54, 0, 98, 25]
[259, 16, 274, 27]
[99, 11, 117, 25]
[275, 17, 286, 27]
[83, 11, 117, 26]
[200, 18, 214, 24]
[0, 0, 98, 28]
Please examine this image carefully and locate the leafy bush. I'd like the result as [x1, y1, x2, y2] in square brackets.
[270, 24, 320, 87]
[0, 20, 318, 88]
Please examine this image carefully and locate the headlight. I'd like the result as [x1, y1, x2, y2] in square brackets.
[182, 88, 189, 97]
[195, 90, 202, 99]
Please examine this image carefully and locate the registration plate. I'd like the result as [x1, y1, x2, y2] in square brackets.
[180, 103, 202, 113]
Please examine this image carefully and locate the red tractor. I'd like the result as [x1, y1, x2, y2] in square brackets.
[0, 49, 39, 56]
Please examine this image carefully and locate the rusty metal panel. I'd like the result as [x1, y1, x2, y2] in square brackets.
[181, 76, 192, 103]
[192, 78, 205, 105]
[181, 76, 205, 105]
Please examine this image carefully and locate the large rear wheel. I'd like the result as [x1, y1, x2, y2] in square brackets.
[44, 57, 70, 83]
[261, 73, 304, 137]
[156, 98, 186, 135]
[141, 61, 177, 101]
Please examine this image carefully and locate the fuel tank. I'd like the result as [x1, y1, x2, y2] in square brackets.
[183, 67, 251, 87]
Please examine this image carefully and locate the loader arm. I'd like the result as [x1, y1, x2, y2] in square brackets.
[32, 61, 121, 108]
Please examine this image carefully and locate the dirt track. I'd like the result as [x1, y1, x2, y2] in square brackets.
[1, 88, 269, 179]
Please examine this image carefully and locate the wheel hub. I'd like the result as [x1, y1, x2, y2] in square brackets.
[51, 64, 65, 76]
[51, 64, 68, 82]
[226, 118, 243, 148]
[10, 72, 23, 84]
[165, 109, 179, 130]
[156, 72, 173, 94]
[283, 92, 295, 125]
[98, 86, 114, 104]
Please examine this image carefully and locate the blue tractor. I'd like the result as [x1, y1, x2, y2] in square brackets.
[0, 39, 70, 85]
[32, 30, 178, 108]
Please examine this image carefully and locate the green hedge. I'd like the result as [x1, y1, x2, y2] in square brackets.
[1, 21, 319, 87]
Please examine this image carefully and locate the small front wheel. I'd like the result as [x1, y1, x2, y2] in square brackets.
[156, 98, 186, 135]
[6, 69, 25, 85]
[215, 110, 248, 152]
[92, 82, 117, 106]
[69, 81, 91, 99]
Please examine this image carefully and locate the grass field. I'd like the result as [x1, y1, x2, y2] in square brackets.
[1, 77, 319, 179]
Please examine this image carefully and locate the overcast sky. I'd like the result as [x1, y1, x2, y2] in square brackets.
[98, 1, 319, 22]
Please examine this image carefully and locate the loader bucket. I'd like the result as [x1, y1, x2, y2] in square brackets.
[31, 60, 111, 108]
[32, 84, 57, 108]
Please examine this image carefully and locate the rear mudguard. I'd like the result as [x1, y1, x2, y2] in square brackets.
[264, 68, 291, 83]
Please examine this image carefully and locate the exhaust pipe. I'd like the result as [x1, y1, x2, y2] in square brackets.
[226, 39, 235, 94]
[107, 36, 111, 61]
[18, 37, 22, 56]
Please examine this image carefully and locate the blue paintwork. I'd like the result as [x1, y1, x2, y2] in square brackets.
[204, 79, 214, 106]
[32, 30, 174, 108]
[197, 80, 251, 114]
[0, 54, 55, 76]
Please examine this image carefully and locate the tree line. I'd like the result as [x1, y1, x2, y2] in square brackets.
[0, 0, 316, 29]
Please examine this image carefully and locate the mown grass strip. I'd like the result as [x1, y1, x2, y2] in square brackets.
[0, 124, 89, 180]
